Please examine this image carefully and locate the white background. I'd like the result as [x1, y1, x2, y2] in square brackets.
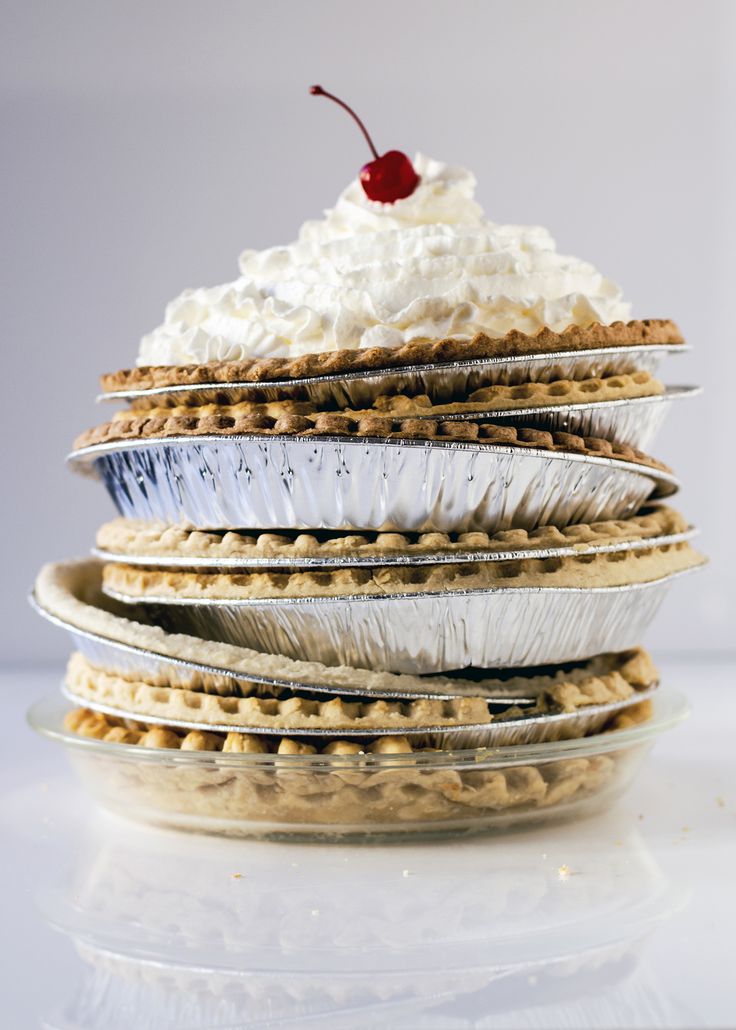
[2, 0, 735, 663]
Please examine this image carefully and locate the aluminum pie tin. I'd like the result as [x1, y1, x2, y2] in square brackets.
[29, 591, 539, 701]
[68, 435, 679, 534]
[422, 386, 698, 451]
[98, 344, 689, 408]
[93, 525, 699, 570]
[59, 680, 659, 749]
[104, 568, 699, 676]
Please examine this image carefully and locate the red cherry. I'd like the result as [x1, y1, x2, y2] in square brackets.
[360, 150, 419, 203]
[310, 85, 420, 204]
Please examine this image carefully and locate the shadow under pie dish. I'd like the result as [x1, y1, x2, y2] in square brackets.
[27, 688, 687, 839]
[101, 537, 705, 674]
[68, 423, 678, 534]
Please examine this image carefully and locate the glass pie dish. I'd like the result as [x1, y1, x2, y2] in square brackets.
[28, 690, 687, 841]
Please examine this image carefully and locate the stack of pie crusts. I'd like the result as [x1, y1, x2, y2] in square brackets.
[31, 152, 705, 839]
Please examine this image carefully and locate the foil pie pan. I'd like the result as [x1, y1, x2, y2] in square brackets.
[29, 591, 541, 701]
[68, 436, 678, 534]
[59, 680, 659, 749]
[437, 386, 699, 451]
[99, 344, 689, 408]
[105, 569, 697, 676]
[93, 524, 699, 570]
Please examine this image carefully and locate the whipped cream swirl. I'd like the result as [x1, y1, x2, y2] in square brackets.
[138, 154, 631, 366]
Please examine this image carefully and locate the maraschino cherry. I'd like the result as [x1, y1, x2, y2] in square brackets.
[309, 85, 420, 203]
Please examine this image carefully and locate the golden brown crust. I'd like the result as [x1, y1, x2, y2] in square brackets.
[73, 415, 671, 474]
[101, 321, 684, 393]
[102, 540, 704, 601]
[118, 370, 664, 413]
[95, 506, 690, 564]
[110, 371, 661, 424]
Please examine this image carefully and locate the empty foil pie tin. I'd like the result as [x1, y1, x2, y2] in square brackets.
[59, 680, 659, 749]
[68, 436, 678, 534]
[93, 525, 698, 570]
[98, 344, 689, 409]
[104, 569, 698, 676]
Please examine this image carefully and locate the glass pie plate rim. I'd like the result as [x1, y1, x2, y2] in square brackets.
[27, 688, 689, 772]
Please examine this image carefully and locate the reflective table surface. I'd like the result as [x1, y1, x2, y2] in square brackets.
[3, 659, 734, 1029]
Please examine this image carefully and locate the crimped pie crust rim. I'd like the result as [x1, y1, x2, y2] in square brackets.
[32, 690, 683, 763]
[61, 678, 658, 738]
[99, 347, 691, 408]
[63, 650, 656, 734]
[32, 561, 660, 702]
[103, 563, 702, 610]
[72, 406, 671, 470]
[100, 321, 684, 393]
[101, 541, 705, 603]
[92, 506, 695, 568]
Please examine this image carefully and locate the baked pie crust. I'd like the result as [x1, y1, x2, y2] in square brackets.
[95, 505, 690, 564]
[37, 560, 658, 701]
[100, 321, 683, 393]
[64, 648, 655, 732]
[102, 539, 704, 602]
[61, 699, 653, 827]
[73, 416, 671, 476]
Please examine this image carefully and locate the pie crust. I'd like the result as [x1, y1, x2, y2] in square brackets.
[36, 560, 657, 701]
[73, 416, 671, 475]
[95, 505, 690, 563]
[64, 648, 654, 732]
[102, 539, 704, 602]
[65, 696, 652, 751]
[61, 700, 653, 826]
[100, 320, 683, 393]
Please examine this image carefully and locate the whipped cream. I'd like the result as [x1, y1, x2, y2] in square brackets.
[138, 154, 631, 367]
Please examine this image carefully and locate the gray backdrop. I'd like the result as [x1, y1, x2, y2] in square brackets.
[2, 0, 734, 664]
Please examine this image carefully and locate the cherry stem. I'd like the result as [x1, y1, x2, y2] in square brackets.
[309, 85, 380, 160]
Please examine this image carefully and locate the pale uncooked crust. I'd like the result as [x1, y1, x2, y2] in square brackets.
[61, 700, 653, 826]
[64, 649, 652, 731]
[100, 321, 684, 393]
[36, 560, 656, 700]
[95, 506, 690, 563]
[102, 540, 704, 601]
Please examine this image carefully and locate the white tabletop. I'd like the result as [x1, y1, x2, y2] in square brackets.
[3, 659, 734, 1029]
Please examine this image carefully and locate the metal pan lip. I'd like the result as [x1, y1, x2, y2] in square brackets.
[92, 526, 699, 570]
[58, 681, 659, 739]
[103, 565, 703, 610]
[66, 433, 680, 494]
[29, 688, 689, 766]
[96, 344, 691, 404]
[399, 384, 701, 422]
[29, 591, 521, 702]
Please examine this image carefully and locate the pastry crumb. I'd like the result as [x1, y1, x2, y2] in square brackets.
[557, 864, 572, 880]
